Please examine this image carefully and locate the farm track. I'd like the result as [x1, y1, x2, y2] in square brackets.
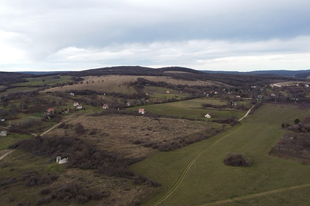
[199, 183, 310, 206]
[152, 105, 260, 206]
[0, 150, 14, 161]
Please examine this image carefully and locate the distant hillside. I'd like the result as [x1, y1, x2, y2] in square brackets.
[0, 72, 33, 85]
[64, 66, 203, 76]
[203, 70, 310, 78]
[20, 71, 71, 75]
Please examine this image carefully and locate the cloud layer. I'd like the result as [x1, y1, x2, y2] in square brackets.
[0, 0, 310, 71]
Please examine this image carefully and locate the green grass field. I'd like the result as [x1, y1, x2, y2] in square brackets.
[131, 104, 310, 206]
[0, 133, 30, 150]
[144, 86, 190, 101]
[0, 87, 39, 96]
[128, 98, 245, 120]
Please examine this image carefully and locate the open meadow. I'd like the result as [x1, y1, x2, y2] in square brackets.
[131, 104, 310, 206]
[127, 98, 246, 121]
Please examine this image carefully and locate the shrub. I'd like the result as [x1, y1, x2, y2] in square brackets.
[223, 153, 252, 167]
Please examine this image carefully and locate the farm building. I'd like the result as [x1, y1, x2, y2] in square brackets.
[76, 105, 83, 110]
[70, 92, 75, 96]
[139, 108, 146, 114]
[102, 104, 109, 109]
[46, 108, 54, 115]
[56, 156, 68, 164]
[0, 131, 7, 136]
[166, 91, 170, 94]
[231, 102, 237, 106]
[205, 114, 211, 118]
[73, 102, 79, 107]
[126, 102, 131, 107]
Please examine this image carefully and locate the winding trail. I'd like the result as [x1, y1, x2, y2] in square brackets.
[200, 183, 310, 206]
[153, 106, 255, 206]
[0, 150, 14, 161]
[238, 105, 255, 122]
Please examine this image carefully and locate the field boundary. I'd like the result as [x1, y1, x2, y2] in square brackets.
[199, 183, 310, 206]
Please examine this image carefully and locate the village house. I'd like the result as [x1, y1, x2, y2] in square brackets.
[70, 92, 75, 96]
[138, 108, 146, 114]
[166, 91, 170, 94]
[205, 114, 211, 119]
[231, 102, 237, 106]
[0, 131, 7, 136]
[56, 156, 68, 164]
[46, 108, 54, 115]
[73, 102, 79, 107]
[76, 105, 83, 110]
[102, 104, 109, 109]
[126, 102, 131, 107]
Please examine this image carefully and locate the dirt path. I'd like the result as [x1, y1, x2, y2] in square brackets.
[200, 183, 310, 206]
[0, 150, 14, 161]
[153, 105, 256, 206]
[238, 105, 255, 122]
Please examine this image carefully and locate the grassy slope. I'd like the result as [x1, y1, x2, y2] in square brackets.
[128, 98, 245, 120]
[131, 104, 310, 206]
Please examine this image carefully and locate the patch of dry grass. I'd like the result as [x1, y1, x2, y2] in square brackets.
[48, 114, 208, 158]
[42, 75, 227, 94]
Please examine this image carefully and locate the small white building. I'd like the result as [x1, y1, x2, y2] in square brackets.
[0, 131, 7, 136]
[73, 102, 79, 107]
[70, 92, 75, 96]
[102, 104, 109, 109]
[76, 105, 83, 110]
[56, 156, 68, 164]
[205, 114, 211, 119]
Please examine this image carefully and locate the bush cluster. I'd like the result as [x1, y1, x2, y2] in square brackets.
[223, 153, 252, 167]
[37, 184, 104, 205]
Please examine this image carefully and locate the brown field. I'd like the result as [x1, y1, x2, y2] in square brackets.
[47, 114, 209, 158]
[42, 75, 228, 94]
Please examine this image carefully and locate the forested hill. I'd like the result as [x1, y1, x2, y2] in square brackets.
[64, 66, 203, 76]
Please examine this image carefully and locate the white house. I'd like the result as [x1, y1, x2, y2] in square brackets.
[56, 156, 68, 164]
[0, 131, 7, 136]
[205, 114, 211, 119]
[73, 102, 79, 107]
[76, 105, 83, 110]
[70, 92, 75, 96]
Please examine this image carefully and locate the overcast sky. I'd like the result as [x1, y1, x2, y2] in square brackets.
[1, 0, 310, 72]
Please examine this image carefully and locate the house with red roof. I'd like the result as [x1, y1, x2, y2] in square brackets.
[138, 108, 146, 114]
